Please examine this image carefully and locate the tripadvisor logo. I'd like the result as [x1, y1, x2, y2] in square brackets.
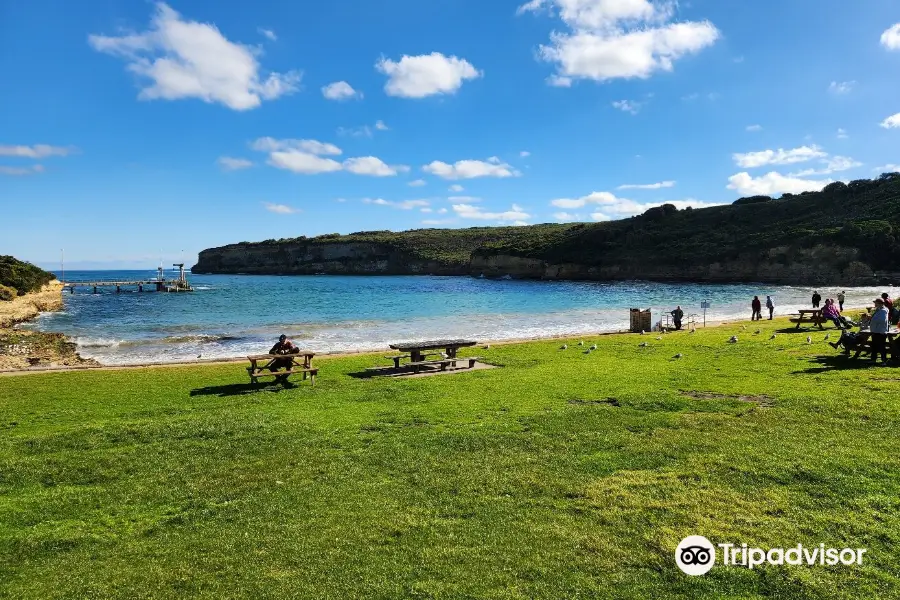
[675, 536, 867, 576]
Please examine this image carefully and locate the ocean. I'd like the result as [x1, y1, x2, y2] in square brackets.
[24, 269, 892, 365]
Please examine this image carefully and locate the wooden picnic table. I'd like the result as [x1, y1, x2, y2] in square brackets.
[792, 309, 826, 330]
[246, 352, 317, 385]
[389, 339, 478, 363]
[850, 329, 900, 361]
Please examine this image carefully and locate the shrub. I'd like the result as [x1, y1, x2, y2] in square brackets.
[0, 256, 54, 295]
[733, 195, 773, 205]
[0, 284, 17, 301]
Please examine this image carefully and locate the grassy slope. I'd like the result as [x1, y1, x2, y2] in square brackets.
[1, 320, 899, 599]
[0, 256, 55, 296]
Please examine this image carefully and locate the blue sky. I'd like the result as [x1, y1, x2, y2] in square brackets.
[2, 0, 899, 269]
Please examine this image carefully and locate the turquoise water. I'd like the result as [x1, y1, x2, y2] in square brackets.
[27, 269, 892, 365]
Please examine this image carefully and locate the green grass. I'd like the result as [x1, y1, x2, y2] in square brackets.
[1, 320, 899, 599]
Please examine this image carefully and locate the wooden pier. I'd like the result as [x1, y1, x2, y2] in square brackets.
[62, 264, 195, 294]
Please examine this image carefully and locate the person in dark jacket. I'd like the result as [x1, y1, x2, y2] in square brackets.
[765, 295, 774, 320]
[670, 306, 684, 330]
[751, 296, 762, 321]
[269, 334, 300, 381]
[812, 291, 822, 308]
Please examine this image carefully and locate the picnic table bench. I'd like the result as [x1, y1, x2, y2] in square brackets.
[791, 309, 826, 329]
[246, 352, 317, 385]
[368, 339, 480, 373]
[848, 330, 900, 361]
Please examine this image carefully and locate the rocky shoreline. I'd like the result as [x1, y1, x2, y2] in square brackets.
[0, 282, 98, 370]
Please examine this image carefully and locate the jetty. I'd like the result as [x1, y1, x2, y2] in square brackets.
[62, 264, 194, 294]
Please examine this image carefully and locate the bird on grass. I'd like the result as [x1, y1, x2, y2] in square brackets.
[639, 342, 648, 347]
[755, 329, 762, 335]
[807, 336, 812, 344]
[770, 333, 777, 340]
[741, 325, 747, 330]
[824, 334, 830, 341]
[728, 336, 738, 343]
[674, 353, 684, 359]
[690, 328, 697, 334]
[590, 344, 598, 351]
[578, 340, 584, 346]
[640, 330, 646, 335]
[656, 336, 662, 341]
[561, 344, 568, 350]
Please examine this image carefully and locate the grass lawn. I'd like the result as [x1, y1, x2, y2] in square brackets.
[1, 319, 899, 599]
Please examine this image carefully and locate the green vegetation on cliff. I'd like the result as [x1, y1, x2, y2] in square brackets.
[0, 256, 55, 297]
[194, 173, 900, 282]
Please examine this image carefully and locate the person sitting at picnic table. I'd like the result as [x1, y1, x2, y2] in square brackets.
[765, 295, 774, 320]
[268, 334, 300, 381]
[865, 298, 891, 366]
[751, 296, 762, 321]
[812, 291, 822, 308]
[821, 299, 845, 330]
[670, 306, 684, 330]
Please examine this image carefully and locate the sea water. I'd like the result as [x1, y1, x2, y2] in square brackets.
[25, 270, 892, 365]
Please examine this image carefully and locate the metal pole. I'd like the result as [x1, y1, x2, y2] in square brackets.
[61, 248, 64, 284]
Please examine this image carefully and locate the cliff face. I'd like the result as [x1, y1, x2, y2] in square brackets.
[194, 241, 469, 276]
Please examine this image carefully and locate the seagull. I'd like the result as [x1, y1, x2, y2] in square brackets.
[483, 344, 491, 349]
[806, 336, 812, 344]
[561, 344, 568, 350]
[639, 342, 648, 347]
[590, 344, 598, 351]
[728, 336, 738, 343]
[755, 329, 761, 335]
[741, 325, 747, 330]
[656, 336, 662, 341]
[197, 354, 202, 359]
[690, 328, 697, 334]
[578, 340, 584, 346]
[770, 333, 777, 340]
[640, 330, 646, 335]
[674, 353, 684, 359]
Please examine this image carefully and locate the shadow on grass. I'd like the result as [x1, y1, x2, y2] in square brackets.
[190, 380, 297, 397]
[792, 354, 897, 375]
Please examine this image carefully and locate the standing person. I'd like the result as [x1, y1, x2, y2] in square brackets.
[765, 295, 775, 320]
[866, 298, 890, 366]
[670, 306, 684, 331]
[751, 296, 762, 321]
[812, 291, 822, 308]
[837, 291, 846, 312]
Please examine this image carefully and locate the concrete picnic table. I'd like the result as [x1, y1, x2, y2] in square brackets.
[388, 339, 478, 364]
[246, 351, 317, 385]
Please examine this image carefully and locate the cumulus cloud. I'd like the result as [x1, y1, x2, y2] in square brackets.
[449, 184, 465, 192]
[612, 99, 642, 114]
[408, 179, 427, 187]
[617, 180, 675, 190]
[251, 137, 342, 155]
[264, 202, 300, 214]
[521, 0, 720, 85]
[0, 144, 76, 158]
[727, 172, 832, 196]
[258, 28, 277, 41]
[881, 113, 900, 129]
[453, 203, 530, 222]
[0, 164, 45, 176]
[362, 198, 430, 209]
[789, 155, 862, 178]
[733, 145, 827, 168]
[375, 120, 389, 131]
[448, 196, 481, 203]
[549, 190, 722, 218]
[829, 81, 855, 94]
[422, 159, 521, 180]
[874, 164, 900, 173]
[322, 81, 362, 101]
[336, 125, 373, 138]
[217, 156, 253, 171]
[88, 3, 301, 111]
[881, 23, 900, 50]
[267, 151, 343, 174]
[376, 52, 482, 98]
[344, 156, 410, 177]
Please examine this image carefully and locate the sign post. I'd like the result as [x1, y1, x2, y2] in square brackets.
[701, 301, 710, 327]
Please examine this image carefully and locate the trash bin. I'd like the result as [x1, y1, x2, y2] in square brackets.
[630, 308, 652, 333]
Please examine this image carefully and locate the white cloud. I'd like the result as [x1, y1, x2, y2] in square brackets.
[376, 52, 482, 98]
[88, 3, 301, 111]
[362, 198, 429, 210]
[264, 202, 300, 214]
[881, 113, 900, 129]
[408, 179, 427, 187]
[789, 155, 862, 178]
[874, 164, 900, 173]
[549, 190, 722, 217]
[267, 151, 343, 174]
[881, 23, 900, 50]
[375, 120, 389, 131]
[617, 180, 675, 190]
[522, 0, 719, 84]
[422, 159, 520, 180]
[733, 145, 827, 168]
[612, 99, 642, 114]
[258, 28, 277, 41]
[449, 184, 464, 192]
[0, 144, 75, 158]
[437, 208, 448, 214]
[746, 124, 762, 132]
[217, 156, 253, 171]
[520, 150, 531, 157]
[250, 137, 342, 155]
[727, 172, 831, 196]
[0, 164, 45, 176]
[422, 218, 456, 225]
[553, 211, 582, 221]
[453, 203, 530, 222]
[344, 156, 409, 177]
[322, 81, 362, 101]
[337, 125, 373, 138]
[836, 128, 848, 139]
[448, 196, 481, 203]
[829, 81, 855, 94]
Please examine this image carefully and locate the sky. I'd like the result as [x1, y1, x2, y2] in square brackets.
[1, 0, 899, 270]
